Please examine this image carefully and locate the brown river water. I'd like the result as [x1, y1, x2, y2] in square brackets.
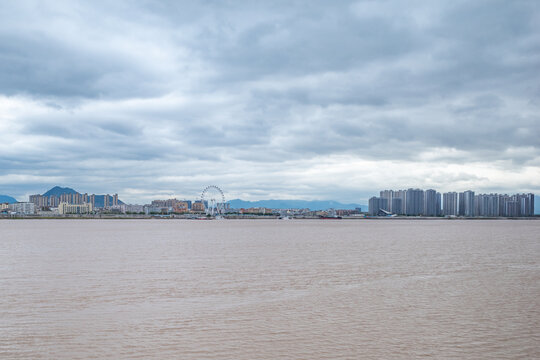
[0, 219, 539, 359]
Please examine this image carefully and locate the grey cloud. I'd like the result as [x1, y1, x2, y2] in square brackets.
[0, 2, 179, 100]
[1, 0, 539, 202]
[0, 33, 153, 99]
[193, 5, 426, 83]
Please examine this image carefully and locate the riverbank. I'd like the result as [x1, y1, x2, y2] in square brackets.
[1, 215, 538, 220]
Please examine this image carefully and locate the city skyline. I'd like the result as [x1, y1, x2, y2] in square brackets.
[2, 184, 537, 216]
[1, 1, 539, 203]
[369, 188, 534, 217]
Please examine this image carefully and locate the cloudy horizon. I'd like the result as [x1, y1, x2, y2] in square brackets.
[1, 0, 539, 204]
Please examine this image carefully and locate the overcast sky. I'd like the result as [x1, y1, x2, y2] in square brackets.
[1, 0, 539, 204]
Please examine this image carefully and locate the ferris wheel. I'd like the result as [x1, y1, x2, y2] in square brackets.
[201, 185, 225, 216]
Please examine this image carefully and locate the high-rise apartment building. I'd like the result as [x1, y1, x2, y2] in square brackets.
[29, 194, 70, 208]
[49, 195, 59, 207]
[151, 198, 183, 208]
[424, 189, 441, 216]
[368, 197, 388, 216]
[373, 189, 533, 218]
[504, 197, 519, 217]
[405, 188, 424, 216]
[459, 191, 475, 217]
[29, 191, 123, 210]
[442, 192, 458, 216]
[379, 190, 406, 215]
[391, 198, 403, 215]
[393, 190, 406, 215]
[475, 194, 500, 217]
[517, 193, 534, 216]
[379, 190, 393, 212]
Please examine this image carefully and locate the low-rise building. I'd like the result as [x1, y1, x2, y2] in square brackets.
[173, 201, 189, 213]
[58, 202, 93, 215]
[144, 205, 169, 215]
[239, 207, 273, 215]
[8, 202, 35, 215]
[335, 209, 361, 216]
[191, 201, 205, 212]
[125, 204, 144, 213]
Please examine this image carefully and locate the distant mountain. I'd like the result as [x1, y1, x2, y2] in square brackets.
[0, 195, 17, 203]
[228, 199, 365, 211]
[43, 186, 79, 197]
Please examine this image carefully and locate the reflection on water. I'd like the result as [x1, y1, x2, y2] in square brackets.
[1, 219, 539, 359]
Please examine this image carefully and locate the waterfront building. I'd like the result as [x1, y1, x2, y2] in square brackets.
[144, 205, 168, 215]
[497, 193, 535, 217]
[405, 188, 424, 216]
[517, 193, 534, 216]
[173, 201, 189, 213]
[424, 189, 441, 216]
[58, 202, 93, 215]
[391, 198, 403, 215]
[475, 194, 500, 217]
[106, 205, 125, 213]
[151, 198, 182, 208]
[380, 190, 407, 214]
[240, 207, 274, 215]
[379, 190, 393, 212]
[487, 194, 500, 216]
[368, 197, 388, 216]
[49, 195, 58, 207]
[30, 190, 124, 211]
[459, 191, 475, 217]
[192, 201, 205, 212]
[30, 193, 80, 207]
[8, 202, 35, 215]
[471, 193, 535, 217]
[442, 192, 458, 216]
[372, 189, 533, 218]
[72, 193, 81, 204]
[335, 209, 361, 216]
[393, 190, 406, 214]
[373, 189, 409, 215]
[29, 194, 46, 208]
[125, 204, 144, 214]
[504, 198, 519, 217]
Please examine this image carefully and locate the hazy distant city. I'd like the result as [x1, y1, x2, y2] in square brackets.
[1, 185, 535, 219]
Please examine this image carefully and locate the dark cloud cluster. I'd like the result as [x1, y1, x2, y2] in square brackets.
[0, 0, 539, 202]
